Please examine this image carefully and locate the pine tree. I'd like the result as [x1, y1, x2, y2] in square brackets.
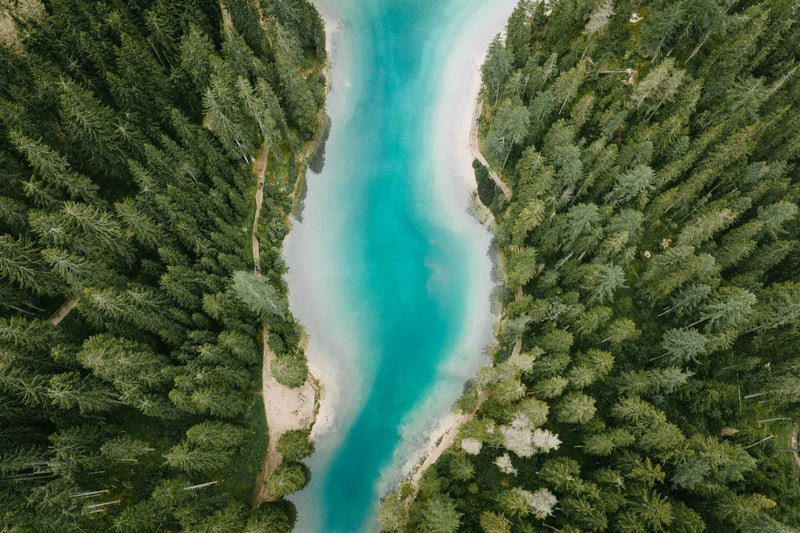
[273, 50, 318, 139]
[423, 496, 462, 533]
[180, 23, 217, 92]
[277, 429, 314, 462]
[203, 74, 255, 161]
[0, 235, 60, 296]
[659, 328, 707, 365]
[482, 35, 513, 104]
[479, 511, 511, 533]
[9, 130, 99, 203]
[588, 264, 627, 305]
[223, 0, 266, 56]
[555, 392, 597, 424]
[606, 165, 654, 207]
[269, 461, 308, 497]
[46, 372, 116, 413]
[232, 270, 287, 318]
[378, 492, 409, 532]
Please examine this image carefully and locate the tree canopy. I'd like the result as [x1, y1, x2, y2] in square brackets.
[398, 0, 800, 531]
[0, 0, 326, 530]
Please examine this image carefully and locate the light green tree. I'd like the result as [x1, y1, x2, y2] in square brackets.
[277, 430, 314, 462]
[232, 270, 287, 318]
[423, 496, 462, 533]
[270, 462, 308, 497]
[482, 35, 513, 103]
[480, 511, 511, 533]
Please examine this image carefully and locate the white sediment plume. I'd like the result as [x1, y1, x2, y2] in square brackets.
[286, 0, 519, 530]
[282, 5, 364, 529]
[377, 0, 518, 494]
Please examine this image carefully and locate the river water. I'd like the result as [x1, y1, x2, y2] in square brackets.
[283, 1, 516, 530]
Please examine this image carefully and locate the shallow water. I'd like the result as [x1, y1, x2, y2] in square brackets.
[283, 0, 515, 531]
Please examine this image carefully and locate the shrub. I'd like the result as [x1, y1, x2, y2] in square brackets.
[271, 353, 308, 388]
[277, 429, 314, 462]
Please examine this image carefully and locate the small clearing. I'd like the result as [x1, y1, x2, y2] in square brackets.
[251, 332, 317, 504]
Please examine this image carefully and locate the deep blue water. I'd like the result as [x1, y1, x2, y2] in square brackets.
[284, 0, 511, 530]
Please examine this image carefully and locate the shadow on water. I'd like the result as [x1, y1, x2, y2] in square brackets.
[309, 114, 332, 175]
[293, 114, 331, 221]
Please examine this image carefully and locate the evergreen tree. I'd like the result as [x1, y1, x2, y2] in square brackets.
[405, 2, 800, 529]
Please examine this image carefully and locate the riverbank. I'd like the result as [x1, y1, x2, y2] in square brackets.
[382, 0, 517, 498]
[284, 7, 350, 446]
[283, 1, 517, 530]
[470, 100, 512, 201]
[249, 143, 322, 506]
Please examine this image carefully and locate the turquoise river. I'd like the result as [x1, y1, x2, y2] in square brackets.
[283, 0, 516, 531]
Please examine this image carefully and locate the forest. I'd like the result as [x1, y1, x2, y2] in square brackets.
[387, 0, 800, 531]
[0, 0, 326, 530]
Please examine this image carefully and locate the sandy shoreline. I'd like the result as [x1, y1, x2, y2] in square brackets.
[283, 0, 517, 529]
[288, 8, 347, 443]
[379, 0, 518, 494]
[249, 143, 320, 505]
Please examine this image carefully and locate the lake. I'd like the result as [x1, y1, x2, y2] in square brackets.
[283, 0, 516, 530]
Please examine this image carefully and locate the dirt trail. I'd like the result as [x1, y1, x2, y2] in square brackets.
[792, 427, 800, 474]
[247, 2, 328, 502]
[251, 145, 268, 274]
[250, 144, 319, 505]
[510, 285, 524, 358]
[470, 100, 512, 201]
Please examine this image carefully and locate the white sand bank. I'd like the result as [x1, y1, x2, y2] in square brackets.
[284, 0, 517, 529]
[377, 0, 518, 494]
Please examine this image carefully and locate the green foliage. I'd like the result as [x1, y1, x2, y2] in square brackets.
[232, 270, 288, 319]
[277, 429, 314, 462]
[480, 511, 511, 533]
[448, 453, 476, 482]
[271, 353, 309, 388]
[0, 0, 325, 530]
[405, 0, 800, 531]
[269, 461, 309, 497]
[244, 503, 293, 533]
[474, 159, 499, 209]
[378, 491, 409, 532]
[423, 496, 462, 533]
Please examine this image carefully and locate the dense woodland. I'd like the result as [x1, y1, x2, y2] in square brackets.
[0, 0, 325, 530]
[389, 0, 800, 531]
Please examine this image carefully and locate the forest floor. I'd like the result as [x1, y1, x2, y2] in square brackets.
[250, 144, 319, 505]
[470, 100, 512, 200]
[0, 0, 44, 50]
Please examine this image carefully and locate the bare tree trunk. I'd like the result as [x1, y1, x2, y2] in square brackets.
[183, 481, 219, 491]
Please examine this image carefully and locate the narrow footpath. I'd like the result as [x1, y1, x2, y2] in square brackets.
[792, 426, 800, 478]
[470, 100, 512, 200]
[250, 144, 318, 505]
